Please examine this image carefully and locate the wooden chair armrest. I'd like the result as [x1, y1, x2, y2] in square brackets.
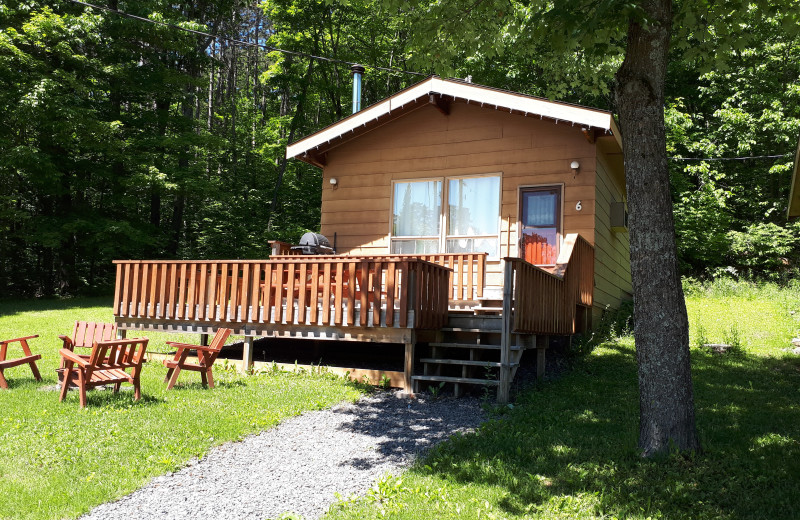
[165, 341, 204, 350]
[59, 348, 89, 366]
[58, 335, 75, 349]
[185, 344, 223, 353]
[1, 335, 39, 344]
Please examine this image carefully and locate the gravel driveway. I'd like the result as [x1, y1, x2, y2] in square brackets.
[80, 390, 486, 520]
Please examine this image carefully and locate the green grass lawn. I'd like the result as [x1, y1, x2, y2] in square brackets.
[325, 280, 800, 519]
[0, 297, 365, 520]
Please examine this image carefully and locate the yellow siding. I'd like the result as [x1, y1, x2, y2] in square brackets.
[592, 151, 633, 322]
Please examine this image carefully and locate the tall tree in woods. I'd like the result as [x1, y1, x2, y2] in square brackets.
[394, 0, 798, 455]
[0, 0, 416, 297]
[615, 0, 700, 456]
[260, 0, 418, 229]
[666, 8, 800, 278]
[0, 0, 231, 294]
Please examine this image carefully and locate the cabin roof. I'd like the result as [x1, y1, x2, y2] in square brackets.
[286, 76, 622, 166]
[789, 133, 800, 219]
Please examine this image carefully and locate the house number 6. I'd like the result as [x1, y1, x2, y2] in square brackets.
[576, 201, 582, 211]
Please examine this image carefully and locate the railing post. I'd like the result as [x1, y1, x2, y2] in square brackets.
[403, 335, 416, 396]
[243, 336, 254, 372]
[407, 265, 417, 328]
[536, 334, 548, 380]
[498, 260, 514, 404]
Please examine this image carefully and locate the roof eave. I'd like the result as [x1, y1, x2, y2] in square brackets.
[286, 77, 619, 162]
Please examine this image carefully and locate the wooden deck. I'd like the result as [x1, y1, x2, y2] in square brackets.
[113, 256, 451, 337]
[112, 235, 593, 402]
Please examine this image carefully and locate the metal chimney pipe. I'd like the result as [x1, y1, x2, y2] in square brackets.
[350, 64, 365, 114]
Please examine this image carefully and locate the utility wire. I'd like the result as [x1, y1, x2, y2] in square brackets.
[669, 153, 792, 161]
[62, 1, 799, 161]
[66, 0, 429, 77]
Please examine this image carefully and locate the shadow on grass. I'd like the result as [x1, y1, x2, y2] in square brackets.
[0, 296, 113, 317]
[57, 388, 163, 408]
[410, 341, 800, 520]
[0, 374, 45, 389]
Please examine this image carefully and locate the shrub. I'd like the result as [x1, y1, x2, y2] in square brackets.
[727, 221, 800, 281]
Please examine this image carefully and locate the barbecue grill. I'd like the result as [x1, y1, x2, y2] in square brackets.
[290, 232, 335, 255]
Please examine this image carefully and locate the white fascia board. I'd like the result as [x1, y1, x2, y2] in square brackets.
[434, 78, 614, 130]
[286, 78, 438, 159]
[286, 77, 615, 160]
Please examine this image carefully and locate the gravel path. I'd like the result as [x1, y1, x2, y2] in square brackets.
[80, 391, 485, 520]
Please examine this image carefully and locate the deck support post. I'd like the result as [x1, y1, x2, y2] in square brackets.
[498, 261, 514, 404]
[200, 334, 209, 347]
[117, 329, 126, 339]
[403, 340, 415, 395]
[536, 335, 548, 380]
[243, 336, 254, 372]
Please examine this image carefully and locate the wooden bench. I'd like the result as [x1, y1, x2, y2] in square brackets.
[163, 328, 232, 389]
[59, 338, 148, 408]
[0, 335, 42, 389]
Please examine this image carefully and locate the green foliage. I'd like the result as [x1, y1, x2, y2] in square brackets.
[727, 222, 800, 280]
[0, 0, 416, 298]
[378, 373, 392, 390]
[666, 5, 800, 277]
[2, 0, 799, 298]
[684, 277, 800, 356]
[570, 300, 634, 357]
[427, 381, 446, 399]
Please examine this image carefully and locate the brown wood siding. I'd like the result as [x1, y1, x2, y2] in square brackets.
[592, 152, 633, 322]
[319, 101, 599, 297]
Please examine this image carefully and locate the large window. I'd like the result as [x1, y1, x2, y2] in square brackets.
[391, 175, 500, 256]
[391, 180, 442, 254]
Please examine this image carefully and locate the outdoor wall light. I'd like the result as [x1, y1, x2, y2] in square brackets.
[329, 177, 338, 186]
[570, 160, 580, 171]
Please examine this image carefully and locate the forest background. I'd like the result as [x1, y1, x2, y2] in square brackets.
[1, 0, 799, 298]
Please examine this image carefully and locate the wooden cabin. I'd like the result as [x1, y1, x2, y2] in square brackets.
[788, 134, 800, 219]
[111, 78, 631, 402]
[286, 77, 631, 322]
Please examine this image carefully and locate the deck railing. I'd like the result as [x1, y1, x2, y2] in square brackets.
[112, 258, 450, 330]
[504, 234, 594, 335]
[267, 240, 298, 257]
[272, 252, 487, 302]
[498, 234, 593, 403]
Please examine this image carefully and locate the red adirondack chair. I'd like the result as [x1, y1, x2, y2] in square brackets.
[59, 321, 117, 356]
[57, 321, 118, 381]
[59, 338, 148, 408]
[163, 328, 233, 389]
[0, 335, 42, 389]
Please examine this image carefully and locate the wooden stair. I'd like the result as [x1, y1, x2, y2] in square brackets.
[412, 308, 527, 397]
[413, 374, 500, 386]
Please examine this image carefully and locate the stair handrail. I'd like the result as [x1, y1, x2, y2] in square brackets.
[497, 233, 594, 403]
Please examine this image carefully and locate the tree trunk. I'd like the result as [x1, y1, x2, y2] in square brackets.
[615, 0, 701, 457]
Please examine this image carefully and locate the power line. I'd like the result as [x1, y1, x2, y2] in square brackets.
[669, 153, 792, 161]
[59, 0, 800, 161]
[66, 0, 429, 77]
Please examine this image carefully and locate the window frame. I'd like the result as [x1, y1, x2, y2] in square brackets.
[390, 177, 444, 254]
[517, 183, 565, 266]
[389, 173, 503, 258]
